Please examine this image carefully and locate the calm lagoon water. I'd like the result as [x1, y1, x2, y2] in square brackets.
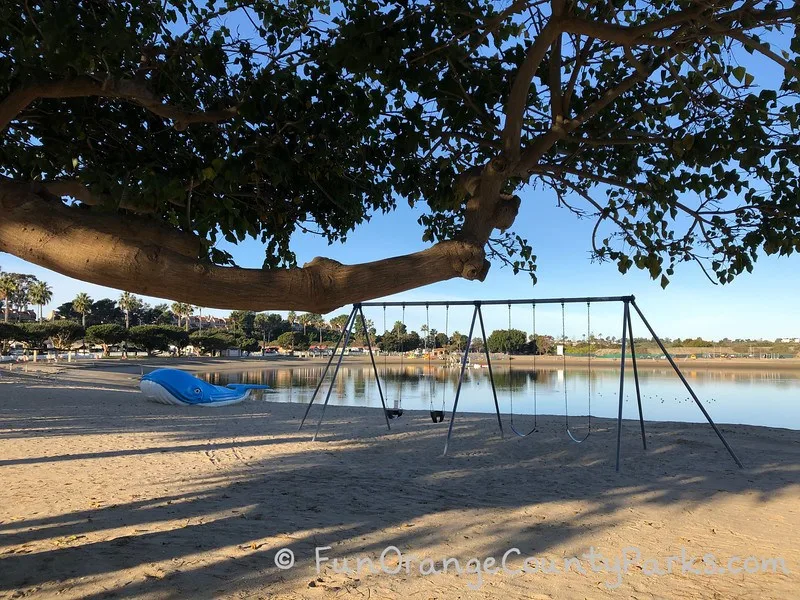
[201, 364, 800, 430]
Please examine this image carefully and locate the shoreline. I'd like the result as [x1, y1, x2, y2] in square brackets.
[1, 368, 798, 599]
[9, 354, 799, 375]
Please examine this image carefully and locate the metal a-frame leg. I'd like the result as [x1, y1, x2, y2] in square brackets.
[359, 305, 391, 431]
[615, 301, 629, 472]
[443, 305, 478, 456]
[299, 306, 357, 430]
[631, 300, 743, 468]
[626, 304, 646, 450]
[476, 305, 504, 439]
[311, 307, 357, 441]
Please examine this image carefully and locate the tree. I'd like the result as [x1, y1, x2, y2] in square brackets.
[18, 323, 49, 350]
[0, 322, 22, 353]
[233, 335, 260, 353]
[530, 334, 555, 355]
[298, 312, 316, 336]
[41, 321, 85, 351]
[307, 313, 326, 344]
[0, 273, 38, 319]
[55, 301, 79, 321]
[73, 293, 92, 328]
[229, 310, 256, 336]
[86, 324, 126, 357]
[181, 305, 195, 331]
[329, 314, 351, 335]
[276, 331, 308, 352]
[119, 292, 141, 329]
[420, 324, 429, 351]
[1, 2, 798, 312]
[190, 331, 235, 356]
[28, 281, 52, 322]
[0, 274, 19, 323]
[170, 302, 192, 329]
[139, 303, 172, 326]
[254, 312, 284, 344]
[450, 332, 467, 353]
[487, 329, 528, 354]
[434, 332, 449, 349]
[128, 325, 188, 356]
[353, 317, 375, 346]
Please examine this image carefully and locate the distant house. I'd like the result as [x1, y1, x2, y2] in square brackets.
[8, 309, 37, 323]
[188, 315, 228, 329]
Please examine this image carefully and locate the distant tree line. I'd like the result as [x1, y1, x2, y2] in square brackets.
[2, 268, 797, 359]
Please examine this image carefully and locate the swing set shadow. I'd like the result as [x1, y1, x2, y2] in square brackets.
[299, 295, 743, 472]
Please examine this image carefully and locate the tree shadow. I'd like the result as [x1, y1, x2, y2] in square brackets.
[1, 379, 798, 598]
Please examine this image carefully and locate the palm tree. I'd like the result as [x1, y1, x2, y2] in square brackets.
[119, 291, 141, 329]
[0, 274, 19, 323]
[313, 314, 326, 344]
[171, 302, 183, 328]
[170, 302, 194, 330]
[287, 310, 297, 330]
[182, 304, 194, 331]
[28, 281, 53, 322]
[73, 293, 92, 327]
[298, 312, 312, 336]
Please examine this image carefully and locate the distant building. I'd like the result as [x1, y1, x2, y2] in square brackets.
[7, 309, 37, 323]
[187, 315, 228, 329]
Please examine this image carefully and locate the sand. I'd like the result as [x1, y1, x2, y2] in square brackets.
[1, 360, 798, 599]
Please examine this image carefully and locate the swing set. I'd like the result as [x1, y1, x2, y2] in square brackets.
[299, 295, 742, 471]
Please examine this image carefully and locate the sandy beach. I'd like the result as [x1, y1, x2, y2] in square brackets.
[1, 359, 798, 599]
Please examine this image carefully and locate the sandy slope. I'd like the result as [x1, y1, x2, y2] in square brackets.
[0, 365, 798, 599]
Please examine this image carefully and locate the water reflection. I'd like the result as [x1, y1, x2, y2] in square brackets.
[202, 365, 800, 430]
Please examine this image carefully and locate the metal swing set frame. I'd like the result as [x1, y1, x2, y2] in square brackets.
[299, 295, 742, 471]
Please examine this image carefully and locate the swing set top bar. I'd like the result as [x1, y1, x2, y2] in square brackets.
[357, 295, 635, 308]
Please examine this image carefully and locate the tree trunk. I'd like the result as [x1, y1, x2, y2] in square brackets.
[0, 184, 491, 314]
[82, 313, 86, 328]
[125, 311, 130, 329]
[3, 302, 7, 323]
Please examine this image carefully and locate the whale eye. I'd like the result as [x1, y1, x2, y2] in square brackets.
[193, 388, 201, 395]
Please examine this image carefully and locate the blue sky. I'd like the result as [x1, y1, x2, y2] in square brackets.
[2, 181, 798, 341]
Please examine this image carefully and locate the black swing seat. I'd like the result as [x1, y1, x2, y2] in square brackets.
[385, 408, 404, 419]
[430, 410, 445, 423]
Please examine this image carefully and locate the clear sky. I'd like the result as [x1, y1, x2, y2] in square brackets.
[2, 180, 798, 342]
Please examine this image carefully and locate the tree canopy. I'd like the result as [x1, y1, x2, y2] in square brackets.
[487, 327, 529, 353]
[1, 1, 798, 312]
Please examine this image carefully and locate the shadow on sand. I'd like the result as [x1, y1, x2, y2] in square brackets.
[0, 376, 798, 598]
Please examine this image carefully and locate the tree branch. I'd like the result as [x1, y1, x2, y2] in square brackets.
[502, 20, 559, 161]
[0, 183, 490, 313]
[0, 77, 238, 133]
[725, 30, 800, 80]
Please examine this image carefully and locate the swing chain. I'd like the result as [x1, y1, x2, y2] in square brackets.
[532, 303, 537, 427]
[509, 303, 537, 437]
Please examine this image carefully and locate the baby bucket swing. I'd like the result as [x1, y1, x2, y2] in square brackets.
[427, 304, 447, 423]
[383, 305, 404, 419]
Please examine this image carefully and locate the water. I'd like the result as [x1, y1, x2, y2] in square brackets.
[201, 364, 800, 430]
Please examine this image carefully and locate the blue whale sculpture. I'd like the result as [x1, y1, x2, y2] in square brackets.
[140, 368, 271, 406]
